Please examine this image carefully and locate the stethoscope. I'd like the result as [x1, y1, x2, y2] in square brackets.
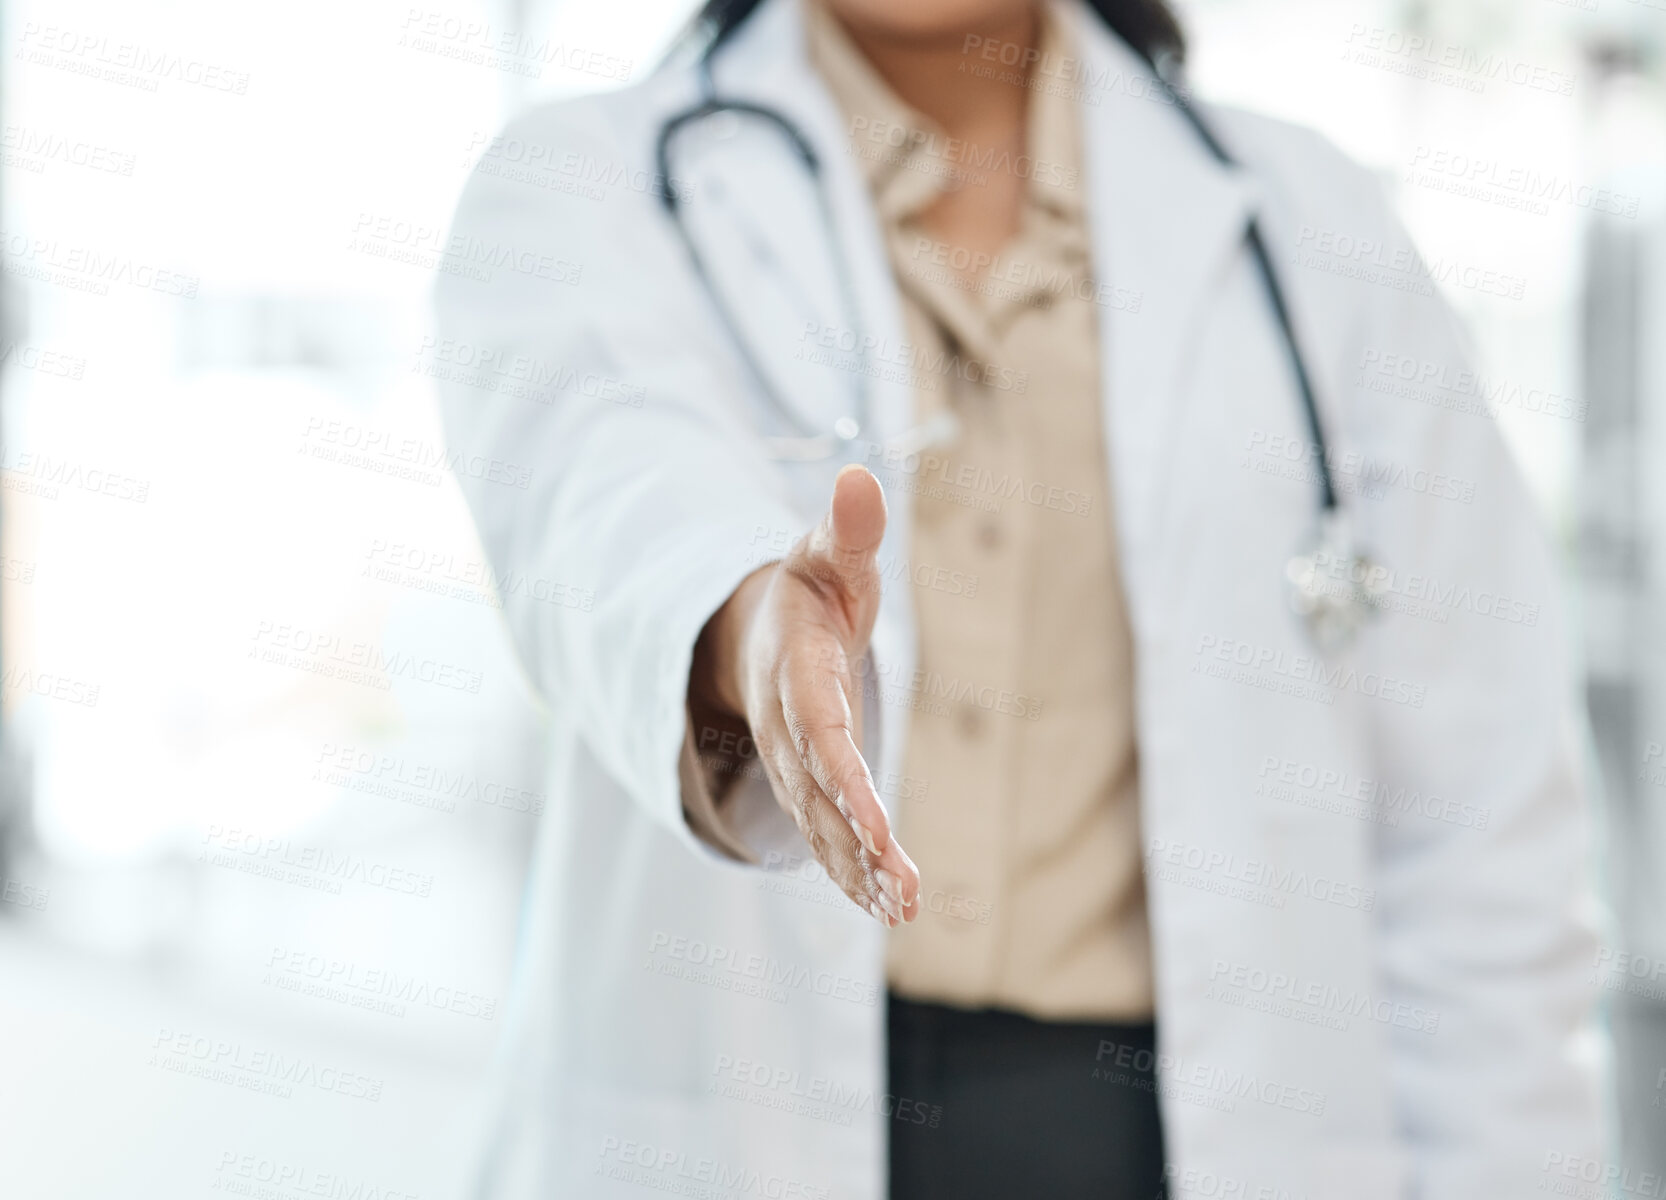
[654, 46, 1386, 651]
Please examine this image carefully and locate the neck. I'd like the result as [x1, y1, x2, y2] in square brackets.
[831, 4, 1040, 142]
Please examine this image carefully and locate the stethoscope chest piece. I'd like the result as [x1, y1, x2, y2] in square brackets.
[1284, 511, 1388, 653]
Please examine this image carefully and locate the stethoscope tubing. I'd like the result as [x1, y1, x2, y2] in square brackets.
[653, 37, 1341, 515]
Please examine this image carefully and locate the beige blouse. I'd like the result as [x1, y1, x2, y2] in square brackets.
[684, 0, 1154, 1024]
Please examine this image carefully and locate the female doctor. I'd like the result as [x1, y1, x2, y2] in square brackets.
[435, 0, 1608, 1196]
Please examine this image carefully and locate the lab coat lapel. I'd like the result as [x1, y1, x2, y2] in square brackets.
[708, 0, 921, 809]
[1065, 4, 1258, 633]
[703, 0, 917, 453]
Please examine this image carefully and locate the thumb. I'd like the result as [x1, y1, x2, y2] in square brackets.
[829, 463, 887, 562]
[790, 464, 887, 629]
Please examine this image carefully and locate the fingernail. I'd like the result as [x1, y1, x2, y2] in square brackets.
[850, 817, 880, 857]
[874, 869, 904, 905]
[874, 889, 903, 923]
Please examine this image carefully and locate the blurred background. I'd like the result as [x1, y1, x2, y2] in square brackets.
[0, 0, 1660, 1194]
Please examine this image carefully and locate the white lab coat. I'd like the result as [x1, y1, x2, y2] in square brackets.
[435, 1, 1609, 1196]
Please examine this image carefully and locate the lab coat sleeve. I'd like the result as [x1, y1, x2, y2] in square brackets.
[677, 716, 763, 864]
[1332, 166, 1610, 1194]
[432, 103, 804, 864]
